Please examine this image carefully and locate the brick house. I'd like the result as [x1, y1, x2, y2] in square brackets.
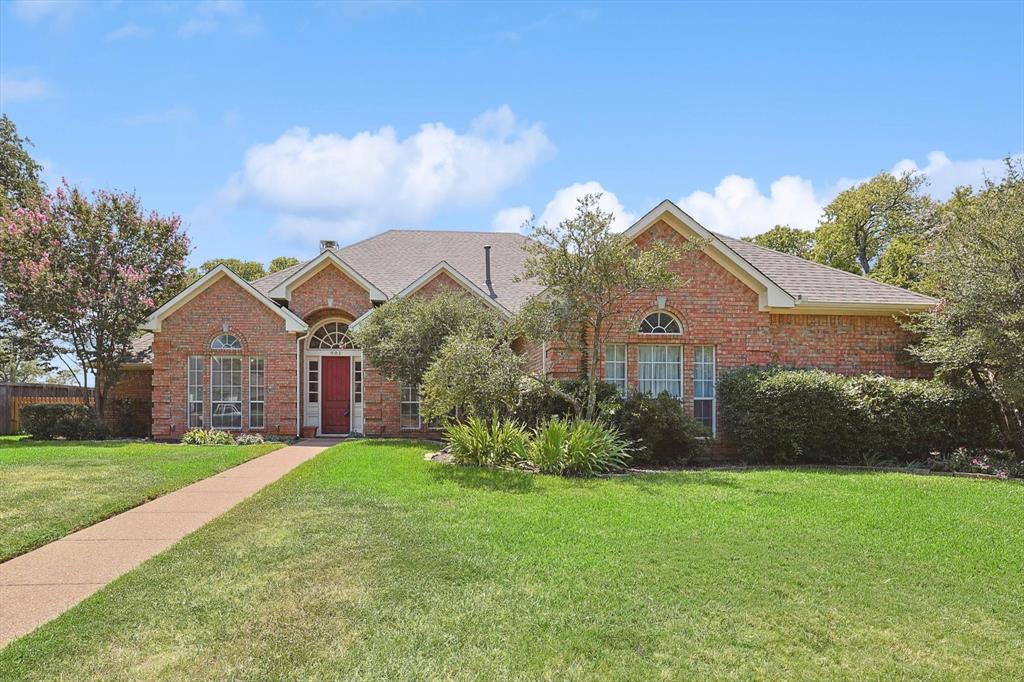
[115, 200, 935, 442]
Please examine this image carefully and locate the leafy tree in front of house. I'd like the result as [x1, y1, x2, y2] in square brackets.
[870, 232, 931, 293]
[906, 159, 1024, 458]
[0, 181, 190, 420]
[353, 290, 506, 386]
[813, 171, 936, 276]
[742, 224, 816, 259]
[518, 193, 702, 419]
[421, 333, 525, 421]
[269, 256, 301, 273]
[0, 313, 54, 383]
[0, 114, 45, 214]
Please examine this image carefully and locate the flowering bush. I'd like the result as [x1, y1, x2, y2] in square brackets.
[926, 448, 1022, 480]
[235, 433, 265, 445]
[180, 428, 237, 446]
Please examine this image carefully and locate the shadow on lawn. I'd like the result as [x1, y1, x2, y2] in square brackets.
[430, 464, 540, 494]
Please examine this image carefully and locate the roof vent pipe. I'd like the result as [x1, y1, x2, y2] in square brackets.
[484, 245, 497, 299]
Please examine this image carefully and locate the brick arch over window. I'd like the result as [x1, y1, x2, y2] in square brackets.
[302, 306, 358, 328]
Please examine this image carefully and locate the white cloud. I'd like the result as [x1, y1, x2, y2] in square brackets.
[11, 0, 79, 28]
[224, 106, 553, 242]
[178, 0, 262, 37]
[0, 75, 49, 102]
[677, 151, 1023, 238]
[491, 205, 532, 232]
[123, 105, 196, 126]
[538, 181, 636, 232]
[106, 23, 152, 41]
[678, 174, 822, 238]
[490, 181, 635, 235]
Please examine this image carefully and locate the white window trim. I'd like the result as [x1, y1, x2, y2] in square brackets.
[638, 311, 683, 336]
[400, 383, 421, 430]
[210, 356, 243, 431]
[636, 344, 684, 400]
[693, 345, 717, 436]
[604, 343, 628, 397]
[187, 356, 204, 429]
[249, 357, 265, 429]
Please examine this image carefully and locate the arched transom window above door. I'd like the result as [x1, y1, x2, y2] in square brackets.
[309, 321, 355, 349]
[639, 312, 681, 335]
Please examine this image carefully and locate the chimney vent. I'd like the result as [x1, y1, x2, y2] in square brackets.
[484, 245, 497, 299]
[319, 239, 339, 252]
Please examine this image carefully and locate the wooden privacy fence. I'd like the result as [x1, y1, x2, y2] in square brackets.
[0, 383, 93, 435]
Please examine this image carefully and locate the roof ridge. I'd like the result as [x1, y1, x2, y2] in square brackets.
[716, 232, 937, 302]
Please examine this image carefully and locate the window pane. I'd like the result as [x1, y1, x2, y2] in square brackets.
[638, 345, 681, 398]
[249, 357, 264, 429]
[400, 383, 420, 429]
[603, 343, 627, 396]
[354, 361, 363, 404]
[211, 357, 242, 429]
[308, 360, 319, 403]
[211, 334, 241, 350]
[694, 399, 714, 432]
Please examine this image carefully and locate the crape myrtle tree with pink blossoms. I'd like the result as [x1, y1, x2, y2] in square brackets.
[0, 180, 189, 420]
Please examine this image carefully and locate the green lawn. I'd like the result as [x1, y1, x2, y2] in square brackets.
[0, 439, 282, 561]
[2, 440, 1022, 680]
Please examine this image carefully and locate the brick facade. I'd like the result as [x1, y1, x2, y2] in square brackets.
[149, 275, 300, 439]
[117, 225, 928, 445]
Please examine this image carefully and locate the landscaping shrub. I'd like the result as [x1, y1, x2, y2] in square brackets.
[515, 378, 622, 426]
[926, 447, 1023, 480]
[180, 428, 237, 445]
[111, 397, 151, 438]
[235, 433, 265, 445]
[445, 415, 528, 467]
[611, 392, 708, 466]
[20, 403, 109, 440]
[718, 366, 1002, 465]
[446, 415, 631, 475]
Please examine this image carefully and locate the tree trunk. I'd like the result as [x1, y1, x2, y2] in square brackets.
[970, 366, 1024, 460]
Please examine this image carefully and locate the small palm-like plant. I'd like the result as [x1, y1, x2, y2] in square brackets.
[528, 417, 572, 474]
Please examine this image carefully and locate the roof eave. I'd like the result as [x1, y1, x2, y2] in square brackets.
[266, 250, 388, 303]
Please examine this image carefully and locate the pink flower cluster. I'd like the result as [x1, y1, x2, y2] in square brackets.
[17, 252, 50, 280]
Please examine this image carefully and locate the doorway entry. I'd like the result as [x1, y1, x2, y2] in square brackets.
[321, 356, 351, 434]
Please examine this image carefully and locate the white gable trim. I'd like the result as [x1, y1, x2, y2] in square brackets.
[267, 250, 387, 303]
[350, 261, 509, 331]
[622, 200, 796, 311]
[142, 265, 308, 333]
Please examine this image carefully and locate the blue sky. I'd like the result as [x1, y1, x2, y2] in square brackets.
[2, 0, 1022, 267]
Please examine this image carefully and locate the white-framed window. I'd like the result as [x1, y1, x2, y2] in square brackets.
[211, 356, 242, 429]
[354, 361, 363, 404]
[249, 357, 265, 429]
[308, 360, 319, 404]
[604, 344, 627, 396]
[693, 345, 716, 434]
[309, 322, 354, 349]
[187, 356, 204, 428]
[639, 312, 681, 335]
[211, 333, 242, 350]
[638, 345, 682, 398]
[400, 383, 420, 430]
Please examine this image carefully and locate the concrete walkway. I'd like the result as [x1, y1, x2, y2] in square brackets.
[0, 438, 338, 646]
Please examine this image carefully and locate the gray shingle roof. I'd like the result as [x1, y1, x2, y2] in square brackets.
[126, 333, 154, 364]
[715, 233, 938, 307]
[251, 230, 545, 312]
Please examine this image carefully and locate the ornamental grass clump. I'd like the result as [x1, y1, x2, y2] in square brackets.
[445, 415, 528, 468]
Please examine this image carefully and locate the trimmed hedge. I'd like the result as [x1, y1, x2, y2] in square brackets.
[20, 403, 109, 441]
[718, 367, 1000, 465]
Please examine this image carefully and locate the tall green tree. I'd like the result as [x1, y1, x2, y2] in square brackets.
[0, 114, 45, 213]
[200, 258, 266, 282]
[814, 171, 935, 276]
[906, 160, 1024, 458]
[269, 256, 301, 273]
[742, 225, 815, 258]
[0, 182, 190, 418]
[519, 193, 701, 419]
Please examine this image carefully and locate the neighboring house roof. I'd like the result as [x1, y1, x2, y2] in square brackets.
[124, 333, 154, 365]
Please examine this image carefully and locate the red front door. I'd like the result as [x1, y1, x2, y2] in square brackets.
[322, 356, 351, 434]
